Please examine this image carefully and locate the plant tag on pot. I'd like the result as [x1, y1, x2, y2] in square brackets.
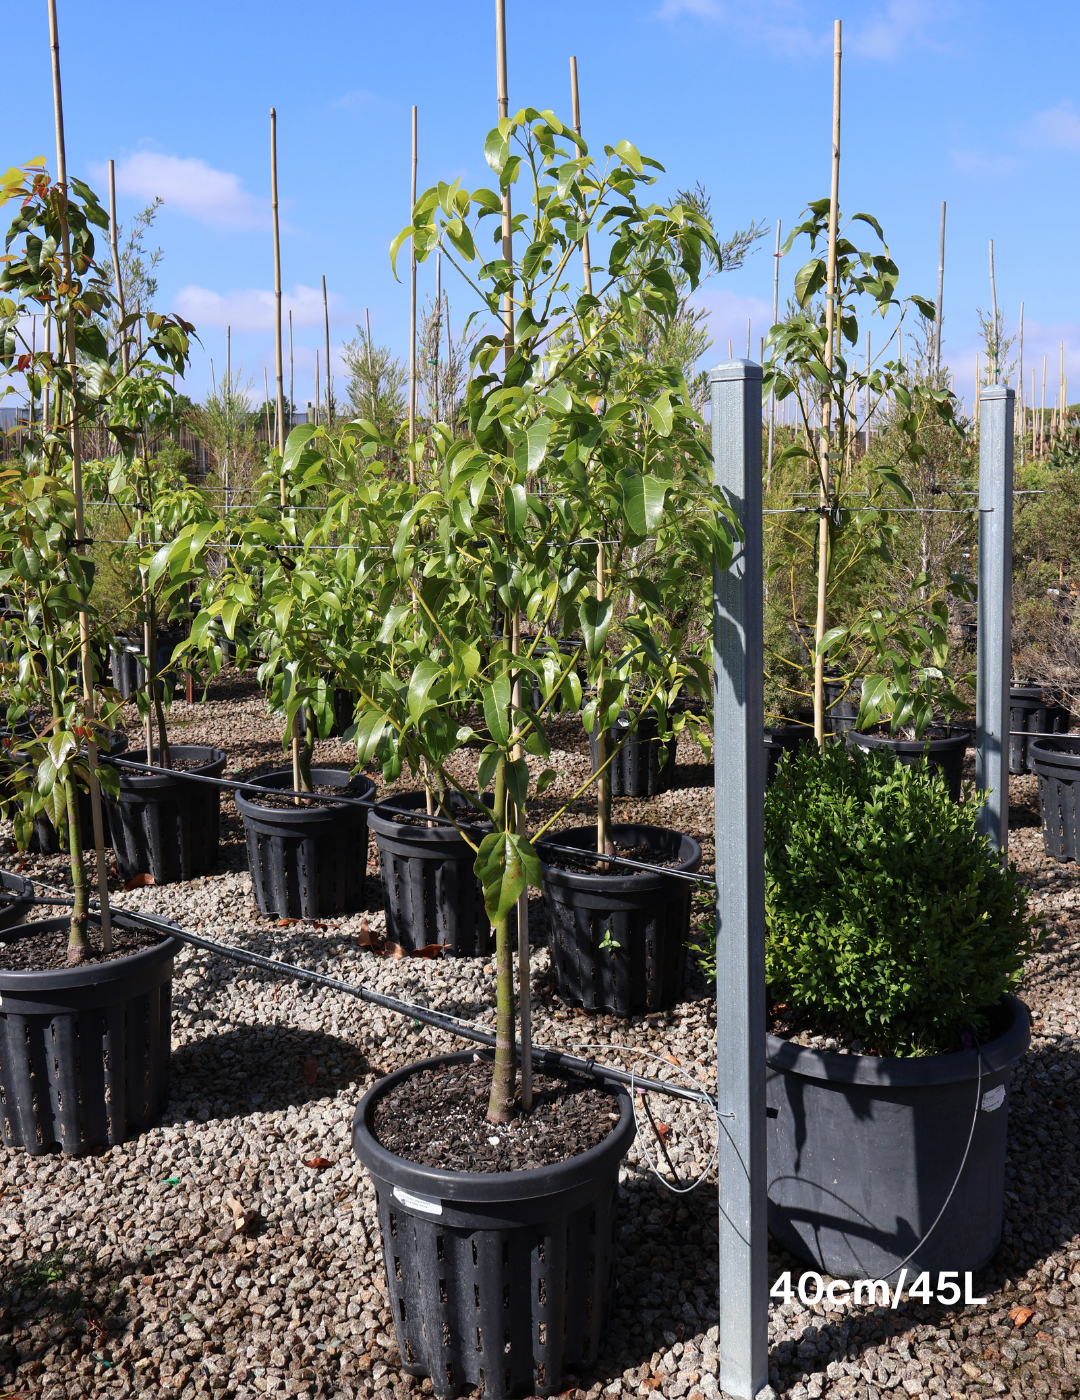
[981, 1084, 1006, 1112]
[393, 1186, 443, 1216]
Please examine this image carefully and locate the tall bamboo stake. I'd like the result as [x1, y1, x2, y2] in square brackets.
[49, 0, 111, 952]
[1019, 302, 1024, 464]
[814, 19, 842, 749]
[288, 309, 294, 426]
[433, 251, 442, 426]
[569, 57, 592, 296]
[766, 218, 780, 485]
[989, 240, 999, 384]
[408, 106, 418, 485]
[365, 307, 376, 421]
[1031, 366, 1036, 459]
[322, 274, 332, 427]
[975, 352, 980, 426]
[263, 365, 272, 443]
[1061, 341, 1066, 437]
[934, 200, 946, 374]
[314, 348, 320, 425]
[1041, 354, 1047, 455]
[271, 109, 286, 470]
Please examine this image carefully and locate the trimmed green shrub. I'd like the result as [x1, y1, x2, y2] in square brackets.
[764, 743, 1037, 1056]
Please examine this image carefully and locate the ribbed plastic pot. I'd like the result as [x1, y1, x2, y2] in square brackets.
[766, 995, 1030, 1279]
[1010, 686, 1071, 775]
[538, 823, 701, 1018]
[586, 710, 675, 798]
[0, 918, 178, 1156]
[31, 730, 128, 855]
[109, 629, 185, 701]
[846, 727, 972, 802]
[0, 872, 33, 932]
[823, 677, 859, 735]
[235, 768, 376, 918]
[106, 745, 226, 884]
[352, 1050, 635, 1400]
[1031, 735, 1080, 862]
[764, 724, 815, 787]
[369, 792, 492, 956]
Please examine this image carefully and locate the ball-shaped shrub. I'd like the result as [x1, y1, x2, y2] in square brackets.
[764, 743, 1037, 1056]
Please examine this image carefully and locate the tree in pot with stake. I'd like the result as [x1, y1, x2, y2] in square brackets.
[0, 162, 181, 1153]
[174, 423, 384, 919]
[346, 109, 734, 1398]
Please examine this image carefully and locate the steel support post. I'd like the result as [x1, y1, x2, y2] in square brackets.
[710, 359, 769, 1400]
[975, 384, 1014, 854]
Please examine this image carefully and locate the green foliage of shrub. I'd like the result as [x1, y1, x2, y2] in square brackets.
[764, 743, 1037, 1056]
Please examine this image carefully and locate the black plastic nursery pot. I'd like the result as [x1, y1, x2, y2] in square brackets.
[764, 724, 815, 787]
[369, 791, 493, 956]
[31, 729, 128, 855]
[822, 677, 859, 735]
[352, 1050, 635, 1400]
[846, 726, 972, 802]
[538, 823, 702, 1018]
[766, 994, 1031, 1279]
[1030, 735, 1080, 862]
[235, 767, 376, 918]
[106, 745, 226, 884]
[1010, 686, 1071, 775]
[109, 628, 185, 701]
[586, 709, 675, 799]
[0, 872, 33, 932]
[0, 918, 179, 1155]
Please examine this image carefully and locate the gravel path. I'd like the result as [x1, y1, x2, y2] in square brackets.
[0, 678, 1078, 1400]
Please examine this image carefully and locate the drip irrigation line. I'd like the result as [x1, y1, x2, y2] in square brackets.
[0, 873, 716, 1112]
[104, 754, 720, 886]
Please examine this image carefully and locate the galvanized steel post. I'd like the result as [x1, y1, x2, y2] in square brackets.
[710, 359, 769, 1400]
[976, 384, 1014, 854]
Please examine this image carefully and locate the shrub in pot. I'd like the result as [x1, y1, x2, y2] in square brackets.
[344, 108, 732, 1394]
[764, 743, 1038, 1278]
[0, 163, 191, 1149]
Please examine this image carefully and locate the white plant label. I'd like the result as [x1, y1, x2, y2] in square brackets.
[393, 1186, 443, 1216]
[981, 1085, 1006, 1112]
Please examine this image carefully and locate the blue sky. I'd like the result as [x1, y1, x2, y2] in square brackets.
[6, 0, 1080, 420]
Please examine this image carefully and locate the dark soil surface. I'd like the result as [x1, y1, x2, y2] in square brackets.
[541, 839, 687, 875]
[241, 782, 359, 812]
[0, 919, 165, 971]
[767, 994, 1016, 1057]
[371, 1060, 620, 1172]
[116, 755, 217, 776]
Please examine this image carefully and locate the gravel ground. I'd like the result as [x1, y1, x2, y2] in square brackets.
[0, 677, 1078, 1400]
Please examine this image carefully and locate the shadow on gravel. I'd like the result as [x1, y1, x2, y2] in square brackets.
[169, 1023, 372, 1119]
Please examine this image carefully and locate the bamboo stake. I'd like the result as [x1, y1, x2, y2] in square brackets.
[49, 0, 111, 952]
[975, 352, 980, 426]
[569, 57, 592, 296]
[225, 325, 231, 509]
[1041, 354, 1047, 454]
[263, 365, 272, 443]
[444, 293, 454, 435]
[766, 218, 780, 486]
[365, 307, 376, 421]
[289, 309, 294, 428]
[271, 110, 286, 470]
[1019, 302, 1024, 464]
[934, 200, 945, 375]
[408, 105, 418, 485]
[989, 240, 999, 384]
[746, 318, 751, 358]
[1061, 341, 1065, 437]
[1031, 366, 1036, 460]
[314, 348, 320, 425]
[814, 19, 842, 750]
[322, 274, 332, 427]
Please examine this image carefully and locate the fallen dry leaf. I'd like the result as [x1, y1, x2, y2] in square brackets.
[303, 1157, 333, 1170]
[276, 917, 298, 927]
[356, 915, 378, 948]
[655, 1122, 671, 1144]
[662, 1053, 680, 1067]
[414, 943, 443, 959]
[302, 1058, 319, 1085]
[385, 942, 408, 959]
[223, 1193, 258, 1236]
[123, 873, 156, 889]
[311, 921, 327, 931]
[1009, 1306, 1035, 1329]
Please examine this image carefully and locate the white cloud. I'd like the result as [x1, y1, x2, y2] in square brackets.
[107, 152, 264, 228]
[174, 283, 340, 334]
[692, 287, 777, 363]
[1022, 101, 1080, 152]
[950, 148, 1021, 177]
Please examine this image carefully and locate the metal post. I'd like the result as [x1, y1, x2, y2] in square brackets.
[710, 358, 769, 1400]
[976, 384, 1014, 854]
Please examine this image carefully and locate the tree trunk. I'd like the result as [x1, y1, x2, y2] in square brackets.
[65, 768, 90, 965]
[487, 758, 516, 1124]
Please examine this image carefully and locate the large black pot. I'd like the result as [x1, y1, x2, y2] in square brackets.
[586, 710, 676, 799]
[1030, 734, 1080, 863]
[31, 729, 128, 855]
[0, 918, 178, 1155]
[764, 723, 815, 787]
[352, 1049, 634, 1400]
[110, 628, 185, 701]
[235, 768, 376, 918]
[766, 994, 1030, 1279]
[369, 791, 492, 956]
[0, 872, 33, 931]
[106, 745, 226, 884]
[538, 823, 701, 1017]
[1010, 686, 1071, 775]
[846, 726, 972, 802]
[823, 677, 860, 735]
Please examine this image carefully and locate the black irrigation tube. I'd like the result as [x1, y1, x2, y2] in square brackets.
[0, 881, 715, 1111]
[106, 753, 718, 886]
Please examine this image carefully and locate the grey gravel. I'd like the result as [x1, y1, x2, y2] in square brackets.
[0, 677, 1077, 1400]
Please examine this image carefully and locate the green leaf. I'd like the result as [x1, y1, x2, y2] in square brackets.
[614, 139, 644, 175]
[482, 676, 512, 748]
[645, 393, 673, 437]
[504, 757, 530, 812]
[353, 707, 389, 765]
[504, 482, 528, 538]
[579, 595, 613, 659]
[407, 660, 443, 725]
[377, 603, 411, 645]
[524, 417, 552, 473]
[474, 829, 541, 922]
[618, 469, 668, 536]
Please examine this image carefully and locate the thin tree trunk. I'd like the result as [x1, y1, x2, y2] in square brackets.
[50, 0, 110, 953]
[272, 108, 286, 475]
